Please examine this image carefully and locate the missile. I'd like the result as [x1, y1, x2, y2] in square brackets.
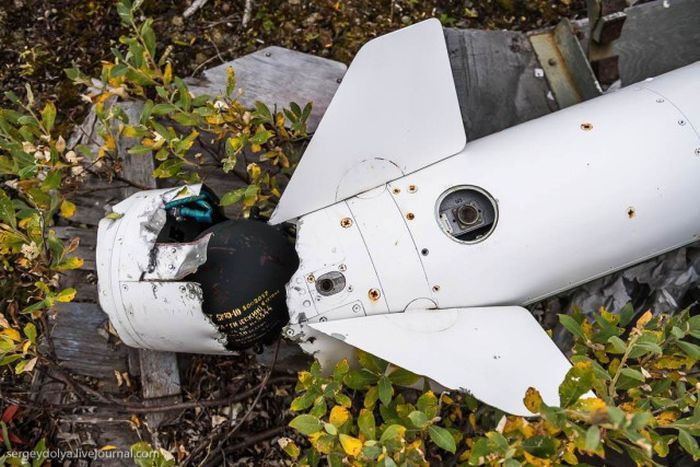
[96, 19, 700, 415]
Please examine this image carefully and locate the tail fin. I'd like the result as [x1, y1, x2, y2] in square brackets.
[309, 306, 571, 416]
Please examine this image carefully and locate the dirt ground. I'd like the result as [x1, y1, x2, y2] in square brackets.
[0, 0, 586, 131]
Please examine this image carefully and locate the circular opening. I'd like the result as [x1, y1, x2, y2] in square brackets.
[436, 186, 498, 244]
[319, 278, 334, 292]
[457, 204, 480, 225]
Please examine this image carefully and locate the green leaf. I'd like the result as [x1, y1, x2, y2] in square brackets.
[678, 429, 699, 459]
[607, 335, 626, 354]
[140, 19, 156, 57]
[379, 424, 406, 443]
[41, 102, 56, 132]
[0, 190, 17, 230]
[289, 414, 321, 436]
[357, 350, 388, 375]
[417, 391, 439, 418]
[408, 410, 429, 429]
[559, 360, 594, 407]
[428, 425, 456, 454]
[620, 367, 645, 382]
[559, 314, 586, 340]
[377, 376, 393, 406]
[677, 340, 700, 360]
[358, 409, 376, 440]
[344, 368, 378, 391]
[522, 435, 556, 458]
[23, 323, 37, 343]
[388, 367, 420, 387]
[585, 425, 601, 452]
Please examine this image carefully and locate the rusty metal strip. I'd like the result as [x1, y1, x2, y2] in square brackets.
[529, 19, 602, 108]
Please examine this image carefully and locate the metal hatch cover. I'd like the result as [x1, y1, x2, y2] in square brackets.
[269, 18, 466, 225]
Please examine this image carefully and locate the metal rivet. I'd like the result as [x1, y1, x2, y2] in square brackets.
[352, 304, 362, 313]
[432, 285, 441, 292]
[338, 264, 347, 271]
[580, 122, 593, 131]
[547, 58, 557, 66]
[306, 274, 315, 283]
[421, 248, 429, 256]
[368, 288, 381, 302]
[406, 212, 415, 220]
[678, 119, 686, 126]
[408, 184, 417, 193]
[320, 316, 328, 322]
[285, 328, 295, 336]
[336, 77, 342, 84]
[265, 51, 272, 57]
[340, 217, 353, 228]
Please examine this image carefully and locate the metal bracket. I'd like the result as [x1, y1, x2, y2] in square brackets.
[529, 19, 602, 108]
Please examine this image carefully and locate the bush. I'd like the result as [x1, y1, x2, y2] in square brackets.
[286, 306, 700, 465]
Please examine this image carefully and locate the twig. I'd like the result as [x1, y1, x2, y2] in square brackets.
[242, 0, 253, 27]
[183, 0, 210, 19]
[220, 426, 287, 457]
[194, 340, 282, 466]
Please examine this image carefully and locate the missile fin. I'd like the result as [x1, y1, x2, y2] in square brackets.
[269, 19, 466, 225]
[309, 306, 573, 416]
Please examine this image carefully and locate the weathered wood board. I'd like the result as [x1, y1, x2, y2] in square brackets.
[444, 28, 557, 140]
[615, 0, 700, 86]
[188, 46, 347, 131]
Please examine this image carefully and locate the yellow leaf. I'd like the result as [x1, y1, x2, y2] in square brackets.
[329, 405, 350, 427]
[0, 313, 10, 329]
[523, 387, 543, 413]
[656, 410, 679, 426]
[636, 310, 653, 328]
[100, 445, 117, 451]
[163, 62, 173, 86]
[2, 328, 21, 342]
[56, 288, 77, 302]
[575, 397, 607, 413]
[60, 200, 76, 219]
[130, 415, 141, 427]
[22, 340, 32, 354]
[339, 433, 362, 457]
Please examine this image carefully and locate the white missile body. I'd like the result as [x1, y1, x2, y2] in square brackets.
[96, 19, 700, 416]
[272, 20, 700, 415]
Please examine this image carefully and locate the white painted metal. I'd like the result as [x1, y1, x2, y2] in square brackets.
[96, 185, 231, 354]
[287, 62, 700, 413]
[309, 307, 572, 416]
[269, 19, 466, 225]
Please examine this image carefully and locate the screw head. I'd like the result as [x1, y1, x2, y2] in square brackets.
[392, 187, 401, 194]
[656, 98, 665, 103]
[408, 184, 417, 193]
[406, 212, 415, 221]
[580, 122, 593, 131]
[306, 274, 315, 283]
[695, 148, 700, 156]
[368, 288, 381, 302]
[338, 264, 347, 271]
[340, 217, 353, 228]
[678, 119, 686, 126]
[432, 285, 441, 292]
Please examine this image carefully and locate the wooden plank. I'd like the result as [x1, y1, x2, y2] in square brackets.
[116, 101, 183, 429]
[50, 303, 129, 392]
[615, 0, 700, 85]
[443, 28, 557, 141]
[187, 46, 347, 131]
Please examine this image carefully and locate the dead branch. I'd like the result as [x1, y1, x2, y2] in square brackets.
[183, 0, 210, 19]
